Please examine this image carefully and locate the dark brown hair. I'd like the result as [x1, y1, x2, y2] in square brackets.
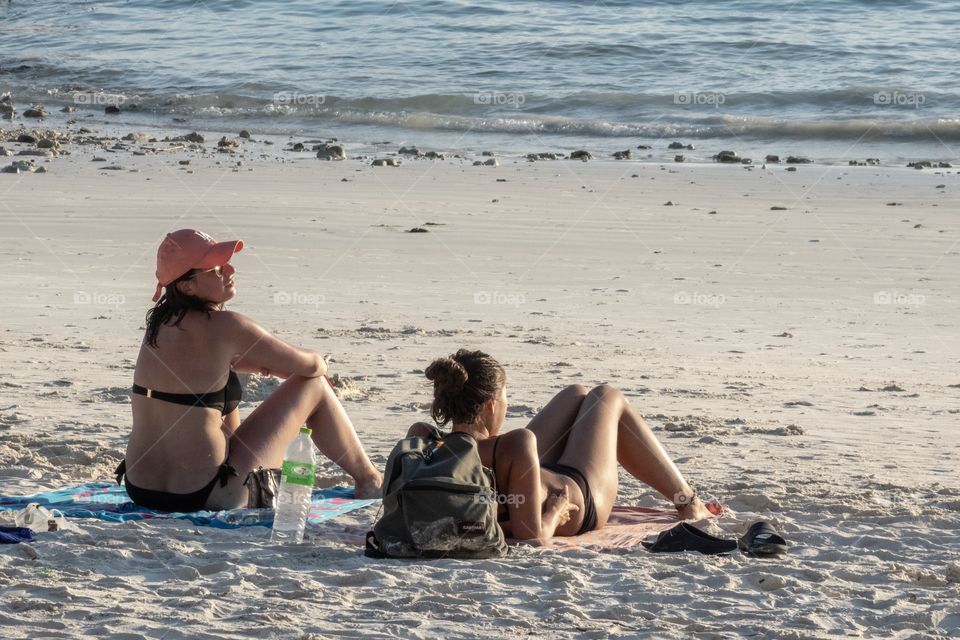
[144, 270, 217, 348]
[425, 349, 505, 426]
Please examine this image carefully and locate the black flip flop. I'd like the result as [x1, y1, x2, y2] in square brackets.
[738, 521, 788, 557]
[642, 522, 738, 555]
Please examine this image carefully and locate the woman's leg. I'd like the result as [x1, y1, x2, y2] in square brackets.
[524, 384, 590, 464]
[557, 384, 714, 522]
[207, 375, 381, 509]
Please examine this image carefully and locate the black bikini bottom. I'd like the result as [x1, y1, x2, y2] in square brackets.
[541, 463, 599, 535]
[114, 460, 238, 512]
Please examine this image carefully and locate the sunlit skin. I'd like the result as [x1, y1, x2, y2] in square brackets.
[409, 381, 714, 544]
[126, 261, 382, 508]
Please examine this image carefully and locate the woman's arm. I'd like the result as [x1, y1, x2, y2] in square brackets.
[218, 311, 327, 378]
[499, 429, 577, 544]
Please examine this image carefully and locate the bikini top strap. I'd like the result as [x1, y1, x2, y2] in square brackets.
[114, 460, 127, 486]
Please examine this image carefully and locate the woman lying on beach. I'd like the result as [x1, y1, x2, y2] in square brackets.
[115, 229, 382, 512]
[408, 349, 716, 543]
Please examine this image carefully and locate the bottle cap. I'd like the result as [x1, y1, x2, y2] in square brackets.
[300, 427, 312, 436]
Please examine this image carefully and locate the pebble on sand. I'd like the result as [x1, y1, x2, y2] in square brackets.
[23, 106, 49, 118]
[316, 143, 346, 161]
[715, 150, 740, 163]
[174, 132, 205, 144]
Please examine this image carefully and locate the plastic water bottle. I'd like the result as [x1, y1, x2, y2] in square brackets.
[271, 427, 317, 544]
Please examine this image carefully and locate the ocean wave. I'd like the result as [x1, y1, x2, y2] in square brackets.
[14, 86, 957, 143]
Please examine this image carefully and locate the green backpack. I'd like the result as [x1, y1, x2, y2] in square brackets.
[365, 429, 508, 559]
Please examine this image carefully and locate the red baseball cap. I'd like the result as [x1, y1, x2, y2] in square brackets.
[152, 229, 243, 302]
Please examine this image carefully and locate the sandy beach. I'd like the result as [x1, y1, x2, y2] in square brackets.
[1, 125, 959, 638]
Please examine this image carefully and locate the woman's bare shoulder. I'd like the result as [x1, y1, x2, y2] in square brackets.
[495, 429, 537, 456]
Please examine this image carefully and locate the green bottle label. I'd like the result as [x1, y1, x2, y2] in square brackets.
[281, 460, 316, 487]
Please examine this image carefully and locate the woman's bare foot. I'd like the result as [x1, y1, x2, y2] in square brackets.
[353, 471, 383, 499]
[675, 495, 716, 521]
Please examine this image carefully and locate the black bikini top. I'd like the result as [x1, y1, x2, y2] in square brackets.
[132, 369, 242, 416]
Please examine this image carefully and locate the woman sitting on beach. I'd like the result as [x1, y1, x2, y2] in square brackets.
[115, 228, 382, 512]
[408, 349, 716, 542]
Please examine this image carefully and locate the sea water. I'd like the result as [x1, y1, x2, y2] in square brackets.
[2, 0, 958, 163]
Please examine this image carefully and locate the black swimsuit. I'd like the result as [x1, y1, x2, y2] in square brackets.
[492, 435, 599, 536]
[131, 369, 242, 415]
[115, 371, 243, 512]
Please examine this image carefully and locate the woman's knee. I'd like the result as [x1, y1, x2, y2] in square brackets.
[563, 384, 589, 399]
[590, 383, 624, 405]
[406, 421, 436, 438]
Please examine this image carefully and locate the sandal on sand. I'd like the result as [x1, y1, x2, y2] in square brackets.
[642, 522, 738, 555]
[738, 521, 788, 557]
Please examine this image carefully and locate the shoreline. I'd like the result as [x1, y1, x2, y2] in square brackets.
[3, 100, 959, 169]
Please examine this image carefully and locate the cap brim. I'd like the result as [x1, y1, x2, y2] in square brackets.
[195, 239, 244, 269]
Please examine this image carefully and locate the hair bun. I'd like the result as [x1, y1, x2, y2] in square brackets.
[425, 356, 468, 393]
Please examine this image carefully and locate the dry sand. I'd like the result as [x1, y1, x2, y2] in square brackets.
[1, 129, 958, 638]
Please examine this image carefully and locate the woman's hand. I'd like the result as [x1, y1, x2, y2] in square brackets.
[542, 485, 579, 529]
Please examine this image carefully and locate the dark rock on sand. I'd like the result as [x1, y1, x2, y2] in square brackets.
[674, 155, 685, 162]
[406, 227, 428, 233]
[217, 136, 240, 148]
[174, 132, 205, 144]
[637, 144, 652, 149]
[786, 167, 798, 172]
[316, 143, 346, 161]
[668, 142, 686, 149]
[482, 151, 495, 157]
[399, 146, 424, 157]
[23, 106, 49, 118]
[908, 160, 952, 169]
[786, 156, 812, 164]
[0, 147, 12, 157]
[424, 151, 445, 160]
[483, 158, 499, 167]
[371, 158, 400, 167]
[104, 105, 121, 114]
[741, 158, 752, 165]
[770, 206, 787, 211]
[765, 155, 780, 163]
[526, 152, 559, 161]
[17, 134, 37, 144]
[2, 160, 37, 174]
[570, 150, 593, 161]
[715, 150, 740, 163]
[613, 149, 632, 160]
[123, 132, 152, 143]
[238, 130, 251, 139]
[0, 93, 14, 119]
[36, 139, 59, 149]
